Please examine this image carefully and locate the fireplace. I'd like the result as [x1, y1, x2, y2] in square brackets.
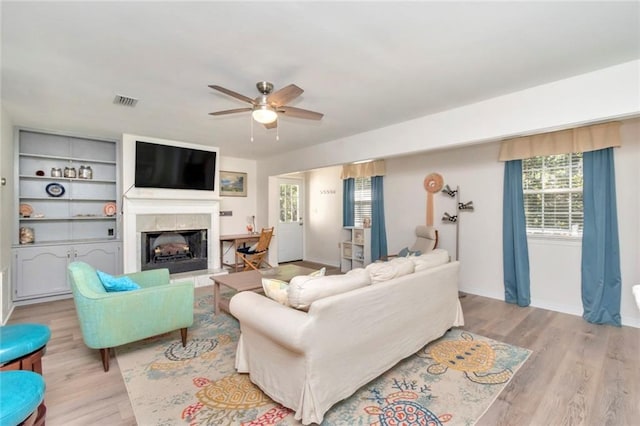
[141, 229, 208, 274]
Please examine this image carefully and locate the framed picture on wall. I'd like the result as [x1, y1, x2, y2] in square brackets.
[220, 171, 247, 197]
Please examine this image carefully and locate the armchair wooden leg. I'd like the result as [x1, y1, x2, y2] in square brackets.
[100, 348, 110, 372]
[180, 328, 188, 347]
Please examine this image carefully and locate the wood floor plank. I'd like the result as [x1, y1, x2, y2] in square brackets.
[7, 276, 639, 425]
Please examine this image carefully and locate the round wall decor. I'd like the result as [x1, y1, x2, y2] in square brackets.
[45, 183, 65, 197]
[423, 173, 444, 226]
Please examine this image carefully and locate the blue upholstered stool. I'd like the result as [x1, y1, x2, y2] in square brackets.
[0, 370, 46, 426]
[0, 324, 51, 374]
[0, 324, 50, 426]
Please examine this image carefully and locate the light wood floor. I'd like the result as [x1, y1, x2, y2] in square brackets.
[8, 284, 639, 425]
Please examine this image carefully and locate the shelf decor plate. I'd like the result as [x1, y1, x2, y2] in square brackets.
[103, 202, 117, 217]
[45, 183, 65, 197]
[19, 203, 33, 217]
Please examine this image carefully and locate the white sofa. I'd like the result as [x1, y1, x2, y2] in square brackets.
[230, 255, 464, 425]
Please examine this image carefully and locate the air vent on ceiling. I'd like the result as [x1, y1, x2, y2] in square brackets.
[113, 94, 139, 107]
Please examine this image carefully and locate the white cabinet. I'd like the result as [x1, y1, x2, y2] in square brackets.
[13, 129, 122, 302]
[13, 245, 70, 299]
[340, 227, 371, 272]
[13, 242, 122, 301]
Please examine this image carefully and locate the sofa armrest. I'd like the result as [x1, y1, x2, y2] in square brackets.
[230, 291, 310, 353]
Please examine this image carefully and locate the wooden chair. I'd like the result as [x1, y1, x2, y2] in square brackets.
[236, 227, 274, 271]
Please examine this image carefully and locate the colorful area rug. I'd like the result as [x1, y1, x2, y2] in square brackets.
[116, 293, 531, 425]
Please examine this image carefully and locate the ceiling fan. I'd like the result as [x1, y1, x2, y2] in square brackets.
[208, 81, 324, 129]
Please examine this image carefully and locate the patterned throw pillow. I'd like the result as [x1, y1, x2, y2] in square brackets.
[96, 270, 141, 292]
[262, 268, 326, 307]
[262, 278, 290, 306]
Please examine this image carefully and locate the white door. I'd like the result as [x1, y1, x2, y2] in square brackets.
[278, 178, 304, 262]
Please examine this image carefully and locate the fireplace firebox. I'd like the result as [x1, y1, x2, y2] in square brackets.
[141, 229, 208, 274]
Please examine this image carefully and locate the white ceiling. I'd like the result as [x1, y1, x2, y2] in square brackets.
[2, 2, 639, 160]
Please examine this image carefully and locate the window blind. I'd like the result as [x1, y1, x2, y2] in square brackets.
[354, 177, 372, 227]
[523, 153, 583, 236]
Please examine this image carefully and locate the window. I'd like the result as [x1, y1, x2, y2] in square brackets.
[279, 183, 300, 223]
[522, 153, 583, 236]
[354, 177, 372, 227]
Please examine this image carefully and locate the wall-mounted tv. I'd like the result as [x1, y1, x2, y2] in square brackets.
[135, 141, 216, 191]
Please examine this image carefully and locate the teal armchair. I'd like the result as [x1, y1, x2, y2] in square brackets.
[68, 261, 194, 372]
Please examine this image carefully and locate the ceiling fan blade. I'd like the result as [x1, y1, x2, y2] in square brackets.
[267, 84, 303, 107]
[208, 107, 252, 116]
[263, 120, 278, 129]
[209, 85, 255, 105]
[278, 106, 324, 120]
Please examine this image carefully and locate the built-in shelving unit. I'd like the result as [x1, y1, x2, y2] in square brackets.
[12, 129, 122, 303]
[340, 227, 371, 272]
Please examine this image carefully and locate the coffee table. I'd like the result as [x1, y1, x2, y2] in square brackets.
[211, 264, 316, 315]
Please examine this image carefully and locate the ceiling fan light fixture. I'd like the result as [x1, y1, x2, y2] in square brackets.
[252, 106, 278, 124]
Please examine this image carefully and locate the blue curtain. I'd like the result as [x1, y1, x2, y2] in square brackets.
[342, 178, 354, 227]
[503, 160, 531, 306]
[371, 176, 388, 261]
[581, 148, 621, 326]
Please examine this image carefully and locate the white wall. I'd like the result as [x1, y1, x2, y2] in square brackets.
[258, 61, 640, 327]
[219, 157, 257, 235]
[219, 156, 257, 265]
[0, 106, 15, 323]
[348, 119, 640, 326]
[384, 141, 504, 296]
[304, 166, 343, 266]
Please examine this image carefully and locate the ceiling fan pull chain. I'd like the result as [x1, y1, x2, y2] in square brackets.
[276, 122, 279, 141]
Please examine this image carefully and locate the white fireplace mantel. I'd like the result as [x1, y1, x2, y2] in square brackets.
[122, 196, 220, 273]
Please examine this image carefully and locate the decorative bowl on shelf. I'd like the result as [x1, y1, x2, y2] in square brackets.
[103, 202, 117, 216]
[19, 203, 33, 217]
[45, 183, 65, 197]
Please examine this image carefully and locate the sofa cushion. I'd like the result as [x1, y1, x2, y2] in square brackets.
[366, 257, 415, 283]
[409, 249, 450, 271]
[389, 257, 416, 276]
[288, 268, 370, 310]
[262, 278, 290, 306]
[96, 270, 141, 292]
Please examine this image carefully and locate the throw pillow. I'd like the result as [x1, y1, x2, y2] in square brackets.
[261, 278, 290, 306]
[366, 261, 399, 283]
[409, 249, 450, 271]
[389, 257, 416, 276]
[96, 270, 141, 292]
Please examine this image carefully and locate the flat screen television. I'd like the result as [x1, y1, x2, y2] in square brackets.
[135, 141, 216, 191]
